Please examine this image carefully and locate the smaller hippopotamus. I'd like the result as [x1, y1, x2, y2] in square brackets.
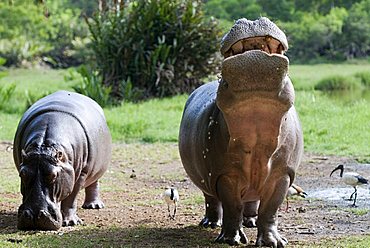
[13, 90, 112, 230]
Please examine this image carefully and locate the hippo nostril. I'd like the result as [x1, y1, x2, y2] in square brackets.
[38, 210, 48, 219]
[21, 209, 34, 220]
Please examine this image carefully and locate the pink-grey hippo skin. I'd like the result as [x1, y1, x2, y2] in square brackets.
[179, 17, 303, 247]
[13, 90, 112, 230]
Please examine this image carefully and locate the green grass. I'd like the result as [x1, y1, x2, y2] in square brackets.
[290, 63, 370, 90]
[296, 91, 370, 160]
[312, 235, 370, 248]
[105, 95, 187, 142]
[1, 65, 370, 161]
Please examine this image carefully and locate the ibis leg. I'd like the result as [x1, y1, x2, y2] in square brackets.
[352, 187, 358, 207]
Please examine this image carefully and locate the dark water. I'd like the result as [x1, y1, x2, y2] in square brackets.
[325, 89, 370, 102]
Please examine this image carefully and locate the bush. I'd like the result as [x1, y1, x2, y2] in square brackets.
[86, 0, 222, 101]
[314, 75, 361, 91]
[0, 83, 16, 112]
[71, 66, 112, 107]
[0, 2, 91, 67]
[354, 71, 370, 88]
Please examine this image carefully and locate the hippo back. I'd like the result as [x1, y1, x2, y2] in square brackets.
[13, 90, 111, 176]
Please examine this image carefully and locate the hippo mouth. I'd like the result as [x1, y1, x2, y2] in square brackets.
[223, 35, 285, 58]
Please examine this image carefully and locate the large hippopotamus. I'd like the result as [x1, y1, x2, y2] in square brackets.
[179, 17, 303, 247]
[13, 90, 112, 230]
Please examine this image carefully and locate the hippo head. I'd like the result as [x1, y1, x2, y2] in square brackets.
[217, 17, 295, 138]
[17, 147, 74, 230]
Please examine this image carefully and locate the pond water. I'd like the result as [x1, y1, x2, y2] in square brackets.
[325, 89, 370, 102]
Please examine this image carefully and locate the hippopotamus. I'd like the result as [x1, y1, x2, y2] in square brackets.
[13, 90, 112, 230]
[179, 17, 303, 247]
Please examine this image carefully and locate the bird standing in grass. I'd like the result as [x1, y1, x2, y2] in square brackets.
[330, 164, 369, 207]
[285, 183, 307, 211]
[163, 187, 179, 220]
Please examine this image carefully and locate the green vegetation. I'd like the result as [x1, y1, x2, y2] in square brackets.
[0, 1, 91, 67]
[289, 63, 370, 90]
[1, 63, 370, 161]
[205, 0, 370, 63]
[312, 235, 370, 248]
[87, 0, 222, 101]
[314, 75, 362, 91]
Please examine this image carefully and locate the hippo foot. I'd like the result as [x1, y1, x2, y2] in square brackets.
[256, 230, 287, 248]
[243, 216, 257, 228]
[82, 199, 105, 209]
[62, 214, 83, 227]
[215, 228, 248, 246]
[199, 217, 221, 229]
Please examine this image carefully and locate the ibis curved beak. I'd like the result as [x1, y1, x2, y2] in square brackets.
[330, 164, 344, 177]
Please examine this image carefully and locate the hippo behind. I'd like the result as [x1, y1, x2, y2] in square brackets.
[13, 90, 112, 230]
[179, 17, 303, 247]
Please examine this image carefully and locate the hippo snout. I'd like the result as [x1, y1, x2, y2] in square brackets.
[17, 205, 62, 230]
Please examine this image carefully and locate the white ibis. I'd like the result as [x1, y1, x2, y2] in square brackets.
[285, 183, 307, 211]
[163, 187, 179, 219]
[330, 164, 369, 206]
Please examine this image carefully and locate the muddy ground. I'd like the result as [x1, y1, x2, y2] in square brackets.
[0, 142, 369, 247]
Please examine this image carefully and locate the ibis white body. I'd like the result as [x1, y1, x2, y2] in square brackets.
[163, 187, 179, 219]
[330, 164, 368, 206]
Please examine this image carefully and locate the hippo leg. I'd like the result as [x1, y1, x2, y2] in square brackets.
[82, 181, 105, 209]
[61, 175, 86, 226]
[256, 173, 290, 248]
[61, 190, 82, 226]
[243, 201, 259, 227]
[199, 193, 222, 229]
[215, 175, 247, 245]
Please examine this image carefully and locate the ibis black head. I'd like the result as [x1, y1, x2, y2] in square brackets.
[330, 164, 344, 177]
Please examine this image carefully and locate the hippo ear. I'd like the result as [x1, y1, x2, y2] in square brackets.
[21, 149, 28, 162]
[56, 151, 66, 163]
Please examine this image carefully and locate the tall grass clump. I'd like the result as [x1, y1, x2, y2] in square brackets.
[0, 83, 16, 112]
[70, 66, 112, 107]
[314, 75, 361, 91]
[354, 71, 370, 88]
[86, 0, 222, 101]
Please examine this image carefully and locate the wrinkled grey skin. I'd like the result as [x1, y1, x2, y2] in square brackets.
[179, 17, 303, 247]
[13, 90, 112, 230]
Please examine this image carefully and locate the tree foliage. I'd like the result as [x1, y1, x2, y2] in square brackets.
[0, 0, 91, 67]
[205, 0, 370, 62]
[87, 0, 222, 100]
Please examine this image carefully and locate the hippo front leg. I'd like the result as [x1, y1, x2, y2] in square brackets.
[256, 173, 290, 248]
[215, 174, 247, 245]
[61, 190, 82, 226]
[82, 181, 105, 209]
[61, 174, 86, 226]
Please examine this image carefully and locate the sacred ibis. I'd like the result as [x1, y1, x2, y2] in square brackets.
[285, 183, 307, 211]
[330, 164, 369, 207]
[163, 187, 179, 219]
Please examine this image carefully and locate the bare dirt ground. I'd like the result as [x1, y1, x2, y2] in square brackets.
[1, 142, 370, 247]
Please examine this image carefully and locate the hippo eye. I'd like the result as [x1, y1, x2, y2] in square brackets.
[19, 166, 34, 183]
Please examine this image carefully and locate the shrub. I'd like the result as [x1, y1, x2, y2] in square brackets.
[354, 71, 370, 88]
[24, 90, 51, 110]
[71, 66, 112, 107]
[0, 2, 91, 67]
[86, 0, 222, 101]
[0, 83, 16, 112]
[314, 75, 361, 91]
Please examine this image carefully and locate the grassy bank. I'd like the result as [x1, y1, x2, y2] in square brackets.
[1, 64, 370, 160]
